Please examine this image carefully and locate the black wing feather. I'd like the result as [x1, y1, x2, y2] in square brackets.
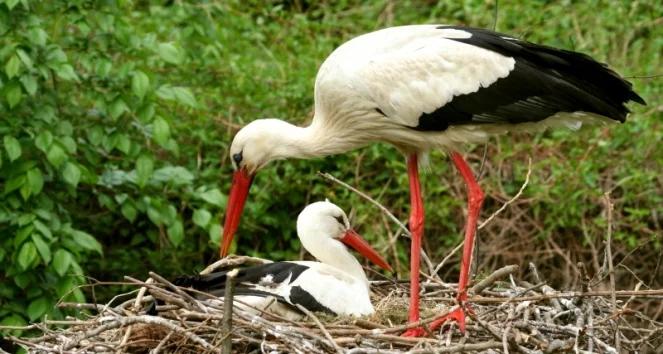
[415, 26, 645, 131]
[174, 262, 309, 293]
[172, 262, 334, 314]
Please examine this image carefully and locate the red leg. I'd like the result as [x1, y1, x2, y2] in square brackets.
[428, 151, 484, 333]
[401, 153, 427, 337]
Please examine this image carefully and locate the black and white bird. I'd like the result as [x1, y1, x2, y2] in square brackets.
[179, 200, 391, 319]
[219, 25, 645, 335]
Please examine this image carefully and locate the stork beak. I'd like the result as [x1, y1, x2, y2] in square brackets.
[220, 168, 254, 257]
[340, 229, 393, 272]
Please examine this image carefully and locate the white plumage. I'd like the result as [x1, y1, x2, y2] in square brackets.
[179, 201, 391, 319]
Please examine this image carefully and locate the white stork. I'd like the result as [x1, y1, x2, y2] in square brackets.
[219, 25, 645, 336]
[178, 200, 391, 318]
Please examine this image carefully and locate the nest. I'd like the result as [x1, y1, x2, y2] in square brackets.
[6, 256, 663, 353]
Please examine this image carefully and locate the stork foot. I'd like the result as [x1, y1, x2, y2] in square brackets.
[429, 306, 472, 333]
[401, 327, 427, 337]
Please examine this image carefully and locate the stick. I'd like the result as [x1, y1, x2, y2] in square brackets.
[478, 157, 532, 230]
[603, 192, 619, 352]
[296, 305, 344, 354]
[319, 171, 436, 274]
[318, 171, 409, 236]
[200, 255, 271, 275]
[222, 269, 238, 354]
[471, 265, 519, 294]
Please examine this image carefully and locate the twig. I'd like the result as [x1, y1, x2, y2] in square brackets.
[478, 157, 532, 230]
[471, 264, 519, 294]
[222, 269, 238, 354]
[319, 171, 409, 236]
[602, 191, 619, 352]
[200, 255, 271, 275]
[149, 330, 173, 354]
[432, 241, 464, 278]
[296, 305, 344, 354]
[319, 171, 436, 274]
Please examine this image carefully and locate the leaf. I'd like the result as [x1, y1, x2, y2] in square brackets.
[155, 85, 175, 100]
[193, 209, 212, 228]
[136, 155, 154, 187]
[156, 85, 197, 107]
[17, 242, 38, 270]
[27, 297, 49, 321]
[46, 144, 67, 167]
[0, 315, 26, 337]
[108, 99, 128, 120]
[87, 126, 103, 146]
[208, 223, 221, 245]
[95, 59, 112, 77]
[5, 82, 22, 108]
[114, 133, 131, 154]
[167, 219, 184, 246]
[27, 27, 48, 46]
[3, 135, 21, 161]
[5, 0, 20, 10]
[152, 166, 194, 186]
[152, 116, 170, 145]
[172, 87, 197, 107]
[121, 203, 137, 222]
[131, 70, 150, 99]
[157, 43, 183, 64]
[20, 75, 38, 96]
[62, 162, 81, 187]
[70, 230, 102, 255]
[16, 48, 33, 69]
[14, 225, 33, 248]
[14, 273, 31, 289]
[31, 234, 51, 264]
[5, 54, 21, 78]
[4, 175, 25, 194]
[54, 64, 79, 81]
[26, 168, 44, 196]
[52, 249, 72, 276]
[20, 181, 31, 200]
[33, 220, 53, 240]
[35, 130, 53, 152]
[146, 205, 163, 226]
[199, 189, 226, 207]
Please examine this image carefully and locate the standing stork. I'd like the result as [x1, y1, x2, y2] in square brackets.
[178, 200, 391, 319]
[220, 25, 645, 336]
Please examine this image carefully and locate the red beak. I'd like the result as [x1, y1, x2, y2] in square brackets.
[220, 168, 254, 257]
[340, 229, 392, 272]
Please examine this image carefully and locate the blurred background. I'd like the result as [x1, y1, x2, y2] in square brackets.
[0, 0, 660, 329]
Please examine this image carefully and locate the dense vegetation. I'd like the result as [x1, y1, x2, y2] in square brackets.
[0, 0, 660, 332]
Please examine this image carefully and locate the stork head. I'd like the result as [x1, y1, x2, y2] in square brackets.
[221, 119, 300, 257]
[228, 119, 294, 174]
[296, 200, 392, 272]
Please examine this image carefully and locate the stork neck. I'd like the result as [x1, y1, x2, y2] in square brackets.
[271, 118, 363, 161]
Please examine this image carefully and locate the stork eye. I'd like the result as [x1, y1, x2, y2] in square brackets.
[232, 151, 243, 166]
[334, 215, 345, 226]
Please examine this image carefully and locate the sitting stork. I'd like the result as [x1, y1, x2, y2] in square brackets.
[219, 25, 644, 336]
[177, 200, 391, 318]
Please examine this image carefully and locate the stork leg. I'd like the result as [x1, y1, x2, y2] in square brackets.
[428, 151, 484, 333]
[401, 153, 427, 338]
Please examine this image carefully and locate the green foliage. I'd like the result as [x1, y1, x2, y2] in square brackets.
[0, 0, 660, 335]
